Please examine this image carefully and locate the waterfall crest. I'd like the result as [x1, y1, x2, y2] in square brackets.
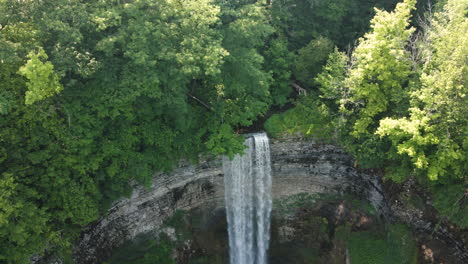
[223, 133, 272, 264]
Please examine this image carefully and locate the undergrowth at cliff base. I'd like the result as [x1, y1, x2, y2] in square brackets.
[102, 233, 174, 264]
[335, 223, 418, 264]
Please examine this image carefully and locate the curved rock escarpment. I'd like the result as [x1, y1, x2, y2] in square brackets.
[72, 136, 467, 264]
[74, 136, 387, 264]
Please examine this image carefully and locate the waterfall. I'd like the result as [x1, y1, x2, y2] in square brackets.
[223, 133, 272, 264]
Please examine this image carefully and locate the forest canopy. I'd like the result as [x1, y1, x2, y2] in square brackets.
[0, 0, 466, 263]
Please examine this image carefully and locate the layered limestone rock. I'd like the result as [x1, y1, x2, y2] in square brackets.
[74, 136, 388, 264]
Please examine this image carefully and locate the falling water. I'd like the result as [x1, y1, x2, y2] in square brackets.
[223, 133, 272, 264]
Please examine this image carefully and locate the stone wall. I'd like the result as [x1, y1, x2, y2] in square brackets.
[74, 136, 388, 264]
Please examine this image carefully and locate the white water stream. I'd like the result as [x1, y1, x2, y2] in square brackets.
[223, 133, 272, 264]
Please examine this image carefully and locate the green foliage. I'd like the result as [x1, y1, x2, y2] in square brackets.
[287, 0, 466, 229]
[315, 47, 348, 108]
[270, 0, 400, 50]
[0, 89, 12, 115]
[348, 231, 388, 263]
[294, 37, 333, 87]
[340, 132, 394, 169]
[0, 0, 275, 261]
[344, 195, 377, 215]
[264, 95, 335, 140]
[103, 233, 175, 264]
[216, 2, 274, 127]
[288, 0, 466, 187]
[338, 224, 417, 264]
[18, 47, 63, 104]
[0, 0, 466, 261]
[205, 124, 245, 158]
[344, 0, 416, 136]
[264, 109, 308, 138]
[0, 174, 49, 264]
[376, 0, 467, 181]
[314, 48, 402, 169]
[281, 0, 420, 174]
[431, 183, 468, 227]
[294, 37, 334, 88]
[385, 223, 418, 264]
[263, 38, 295, 106]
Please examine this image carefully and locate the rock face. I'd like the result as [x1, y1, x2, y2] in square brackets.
[74, 136, 388, 264]
[73, 136, 468, 264]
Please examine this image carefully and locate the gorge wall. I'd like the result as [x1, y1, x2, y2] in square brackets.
[74, 136, 386, 264]
[72, 136, 467, 264]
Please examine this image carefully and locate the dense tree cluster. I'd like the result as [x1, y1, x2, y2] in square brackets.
[0, 0, 277, 261]
[314, 0, 467, 225]
[0, 0, 465, 263]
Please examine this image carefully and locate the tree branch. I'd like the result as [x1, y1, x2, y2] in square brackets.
[292, 82, 307, 95]
[188, 93, 214, 111]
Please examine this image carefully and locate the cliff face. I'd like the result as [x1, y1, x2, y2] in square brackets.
[74, 137, 387, 264]
[72, 136, 467, 264]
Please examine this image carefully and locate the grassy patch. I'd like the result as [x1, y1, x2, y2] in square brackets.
[264, 95, 336, 139]
[103, 233, 175, 264]
[344, 194, 377, 215]
[336, 223, 417, 264]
